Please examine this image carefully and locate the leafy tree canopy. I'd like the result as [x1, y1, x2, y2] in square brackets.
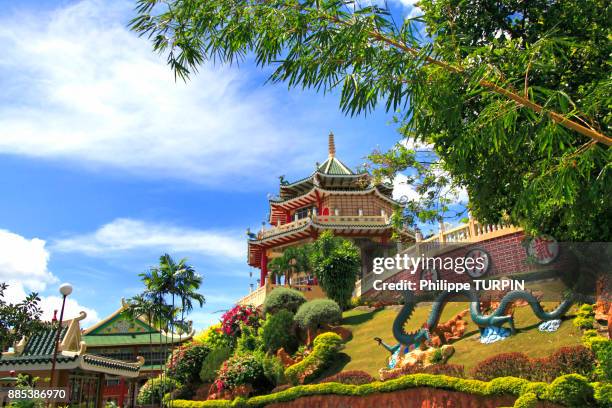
[0, 283, 45, 351]
[309, 231, 360, 309]
[130, 0, 611, 240]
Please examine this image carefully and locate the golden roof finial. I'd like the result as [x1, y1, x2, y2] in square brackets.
[328, 131, 336, 157]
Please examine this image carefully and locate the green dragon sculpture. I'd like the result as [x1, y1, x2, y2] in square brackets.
[375, 289, 574, 353]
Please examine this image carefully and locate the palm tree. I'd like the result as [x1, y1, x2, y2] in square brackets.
[268, 246, 312, 286]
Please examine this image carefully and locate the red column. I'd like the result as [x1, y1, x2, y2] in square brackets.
[260, 251, 268, 287]
[118, 378, 126, 408]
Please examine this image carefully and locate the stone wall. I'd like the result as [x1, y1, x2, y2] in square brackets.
[265, 388, 562, 408]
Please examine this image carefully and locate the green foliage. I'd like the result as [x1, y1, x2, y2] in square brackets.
[137, 375, 179, 405]
[512, 392, 538, 408]
[263, 288, 306, 315]
[235, 324, 262, 354]
[284, 332, 343, 385]
[195, 323, 233, 350]
[214, 354, 270, 393]
[167, 342, 211, 384]
[267, 246, 311, 287]
[427, 348, 445, 365]
[581, 329, 612, 383]
[260, 310, 297, 353]
[593, 382, 612, 408]
[131, 0, 611, 242]
[0, 283, 45, 350]
[309, 231, 360, 309]
[545, 374, 594, 408]
[294, 299, 342, 331]
[261, 354, 286, 387]
[168, 373, 598, 408]
[574, 304, 596, 329]
[200, 346, 232, 383]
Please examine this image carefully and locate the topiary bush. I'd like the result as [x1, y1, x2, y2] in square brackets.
[166, 342, 210, 384]
[260, 310, 297, 353]
[199, 345, 232, 383]
[284, 332, 343, 385]
[592, 338, 612, 382]
[137, 376, 179, 405]
[544, 374, 594, 408]
[263, 287, 307, 315]
[319, 370, 375, 385]
[471, 352, 532, 381]
[294, 299, 342, 332]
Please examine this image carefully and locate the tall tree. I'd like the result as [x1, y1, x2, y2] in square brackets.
[309, 231, 361, 309]
[130, 0, 611, 240]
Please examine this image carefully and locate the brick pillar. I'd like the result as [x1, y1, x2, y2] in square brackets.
[260, 251, 268, 287]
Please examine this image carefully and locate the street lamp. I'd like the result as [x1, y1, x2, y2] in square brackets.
[49, 283, 73, 388]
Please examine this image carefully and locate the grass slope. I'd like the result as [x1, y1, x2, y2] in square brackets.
[337, 282, 583, 378]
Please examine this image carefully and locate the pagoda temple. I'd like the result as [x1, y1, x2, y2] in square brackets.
[242, 133, 413, 305]
[81, 300, 194, 407]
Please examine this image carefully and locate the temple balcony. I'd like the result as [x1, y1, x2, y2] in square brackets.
[237, 281, 326, 308]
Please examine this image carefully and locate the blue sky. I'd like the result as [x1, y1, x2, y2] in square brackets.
[0, 0, 440, 330]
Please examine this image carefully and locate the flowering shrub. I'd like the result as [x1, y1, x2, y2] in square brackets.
[214, 354, 269, 393]
[194, 323, 232, 349]
[320, 370, 375, 385]
[137, 376, 179, 405]
[166, 342, 211, 384]
[221, 305, 260, 339]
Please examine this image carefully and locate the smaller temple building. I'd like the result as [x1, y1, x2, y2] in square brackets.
[82, 300, 194, 407]
[0, 311, 142, 408]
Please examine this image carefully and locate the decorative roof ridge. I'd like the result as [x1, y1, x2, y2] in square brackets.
[270, 185, 400, 206]
[82, 302, 127, 335]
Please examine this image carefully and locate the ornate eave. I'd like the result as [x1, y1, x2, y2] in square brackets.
[0, 312, 143, 378]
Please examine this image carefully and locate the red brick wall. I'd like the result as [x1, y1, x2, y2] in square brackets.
[321, 193, 393, 217]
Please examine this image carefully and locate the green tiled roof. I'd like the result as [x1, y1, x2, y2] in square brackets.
[318, 157, 354, 175]
[83, 333, 187, 347]
[0, 354, 78, 367]
[21, 325, 68, 356]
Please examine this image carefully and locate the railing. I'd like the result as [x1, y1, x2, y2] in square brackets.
[236, 282, 326, 307]
[256, 215, 389, 240]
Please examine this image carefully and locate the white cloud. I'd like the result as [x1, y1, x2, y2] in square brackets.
[0, 0, 312, 187]
[0, 230, 99, 325]
[52, 218, 245, 260]
[392, 173, 421, 202]
[0, 229, 56, 292]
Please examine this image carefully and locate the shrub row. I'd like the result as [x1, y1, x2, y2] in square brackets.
[169, 373, 607, 408]
[471, 346, 596, 382]
[582, 330, 612, 382]
[284, 332, 343, 385]
[383, 364, 465, 381]
[319, 370, 375, 385]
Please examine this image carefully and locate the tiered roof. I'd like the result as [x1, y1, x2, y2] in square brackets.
[0, 312, 142, 377]
[83, 299, 195, 347]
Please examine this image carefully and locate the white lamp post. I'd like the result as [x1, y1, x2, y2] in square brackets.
[49, 283, 73, 388]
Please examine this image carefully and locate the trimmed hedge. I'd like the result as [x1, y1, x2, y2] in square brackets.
[263, 287, 306, 315]
[294, 299, 342, 330]
[168, 373, 600, 408]
[284, 332, 343, 385]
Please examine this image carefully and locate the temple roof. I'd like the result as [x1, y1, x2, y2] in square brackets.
[82, 299, 194, 347]
[0, 312, 142, 377]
